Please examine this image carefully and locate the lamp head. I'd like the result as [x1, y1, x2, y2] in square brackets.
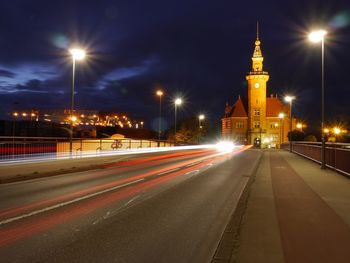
[284, 95, 295, 103]
[156, 90, 163, 96]
[70, 48, 86, 60]
[199, 114, 205, 120]
[308, 30, 327, 43]
[175, 98, 182, 105]
[278, 113, 285, 119]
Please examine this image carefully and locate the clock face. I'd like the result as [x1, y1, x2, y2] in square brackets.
[254, 82, 260, 88]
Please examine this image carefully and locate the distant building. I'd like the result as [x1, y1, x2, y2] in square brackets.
[222, 30, 296, 148]
[10, 109, 144, 129]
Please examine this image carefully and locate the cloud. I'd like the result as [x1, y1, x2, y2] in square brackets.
[0, 69, 16, 78]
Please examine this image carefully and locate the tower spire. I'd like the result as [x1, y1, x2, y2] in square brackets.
[256, 21, 259, 40]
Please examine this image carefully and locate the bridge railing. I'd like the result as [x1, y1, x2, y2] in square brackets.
[0, 136, 173, 162]
[281, 141, 350, 177]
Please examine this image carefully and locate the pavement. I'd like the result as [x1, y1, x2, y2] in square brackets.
[214, 150, 350, 263]
[1, 149, 350, 262]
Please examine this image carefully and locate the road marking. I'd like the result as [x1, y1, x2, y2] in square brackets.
[0, 178, 144, 226]
[124, 194, 140, 207]
[185, 161, 202, 167]
[157, 168, 181, 176]
[185, 170, 199, 175]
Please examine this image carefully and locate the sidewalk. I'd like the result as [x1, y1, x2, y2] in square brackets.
[216, 150, 350, 263]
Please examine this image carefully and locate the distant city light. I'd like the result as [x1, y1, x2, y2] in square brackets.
[278, 113, 284, 119]
[156, 90, 163, 96]
[199, 114, 205, 120]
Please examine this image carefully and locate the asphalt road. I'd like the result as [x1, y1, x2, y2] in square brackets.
[0, 146, 261, 263]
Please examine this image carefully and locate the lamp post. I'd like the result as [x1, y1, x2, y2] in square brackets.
[309, 29, 327, 169]
[174, 98, 182, 145]
[69, 48, 85, 158]
[198, 114, 205, 143]
[278, 113, 284, 148]
[156, 90, 163, 141]
[284, 96, 295, 153]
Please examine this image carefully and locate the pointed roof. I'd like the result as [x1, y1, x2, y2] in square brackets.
[231, 96, 248, 117]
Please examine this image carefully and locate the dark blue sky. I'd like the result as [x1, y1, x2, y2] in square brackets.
[0, 0, 349, 132]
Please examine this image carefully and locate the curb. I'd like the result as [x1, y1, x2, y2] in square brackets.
[211, 150, 264, 263]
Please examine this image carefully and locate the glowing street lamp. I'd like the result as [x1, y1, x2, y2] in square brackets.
[278, 113, 285, 147]
[69, 47, 86, 158]
[156, 90, 163, 140]
[309, 29, 327, 169]
[174, 98, 182, 145]
[333, 127, 341, 135]
[198, 114, 205, 129]
[284, 96, 295, 152]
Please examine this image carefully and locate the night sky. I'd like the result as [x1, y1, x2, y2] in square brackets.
[0, 0, 350, 132]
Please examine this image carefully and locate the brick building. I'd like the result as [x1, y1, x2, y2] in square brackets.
[222, 31, 296, 148]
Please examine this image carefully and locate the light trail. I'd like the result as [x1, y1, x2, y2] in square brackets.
[0, 144, 244, 165]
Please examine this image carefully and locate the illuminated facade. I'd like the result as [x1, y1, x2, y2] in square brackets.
[222, 30, 296, 148]
[11, 109, 143, 129]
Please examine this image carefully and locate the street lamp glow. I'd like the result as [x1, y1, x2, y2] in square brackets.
[308, 30, 327, 43]
[333, 127, 341, 135]
[199, 114, 205, 120]
[70, 48, 86, 60]
[175, 98, 182, 105]
[156, 90, 163, 96]
[324, 128, 330, 134]
[71, 116, 77, 122]
[278, 113, 285, 119]
[296, 123, 302, 129]
[284, 95, 295, 102]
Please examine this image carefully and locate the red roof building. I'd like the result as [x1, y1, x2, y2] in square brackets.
[222, 30, 297, 148]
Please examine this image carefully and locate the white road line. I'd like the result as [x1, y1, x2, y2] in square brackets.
[185, 161, 202, 167]
[0, 178, 144, 226]
[157, 168, 181, 176]
[185, 170, 199, 175]
[124, 194, 140, 207]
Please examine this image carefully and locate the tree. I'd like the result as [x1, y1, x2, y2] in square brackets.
[304, 134, 317, 142]
[166, 116, 209, 143]
[287, 130, 305, 141]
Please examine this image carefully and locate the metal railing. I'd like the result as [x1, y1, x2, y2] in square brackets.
[281, 141, 350, 177]
[0, 136, 173, 162]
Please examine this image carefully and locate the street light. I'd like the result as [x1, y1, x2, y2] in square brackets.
[156, 90, 163, 141]
[284, 96, 295, 153]
[69, 48, 86, 158]
[309, 29, 327, 169]
[174, 98, 182, 145]
[278, 113, 285, 147]
[198, 114, 205, 144]
[198, 114, 205, 129]
[296, 123, 303, 131]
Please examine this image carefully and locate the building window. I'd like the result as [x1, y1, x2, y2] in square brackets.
[236, 122, 244, 128]
[254, 109, 260, 116]
[270, 122, 278, 129]
[253, 121, 260, 128]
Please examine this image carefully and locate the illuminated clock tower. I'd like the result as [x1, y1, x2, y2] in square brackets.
[246, 26, 269, 146]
